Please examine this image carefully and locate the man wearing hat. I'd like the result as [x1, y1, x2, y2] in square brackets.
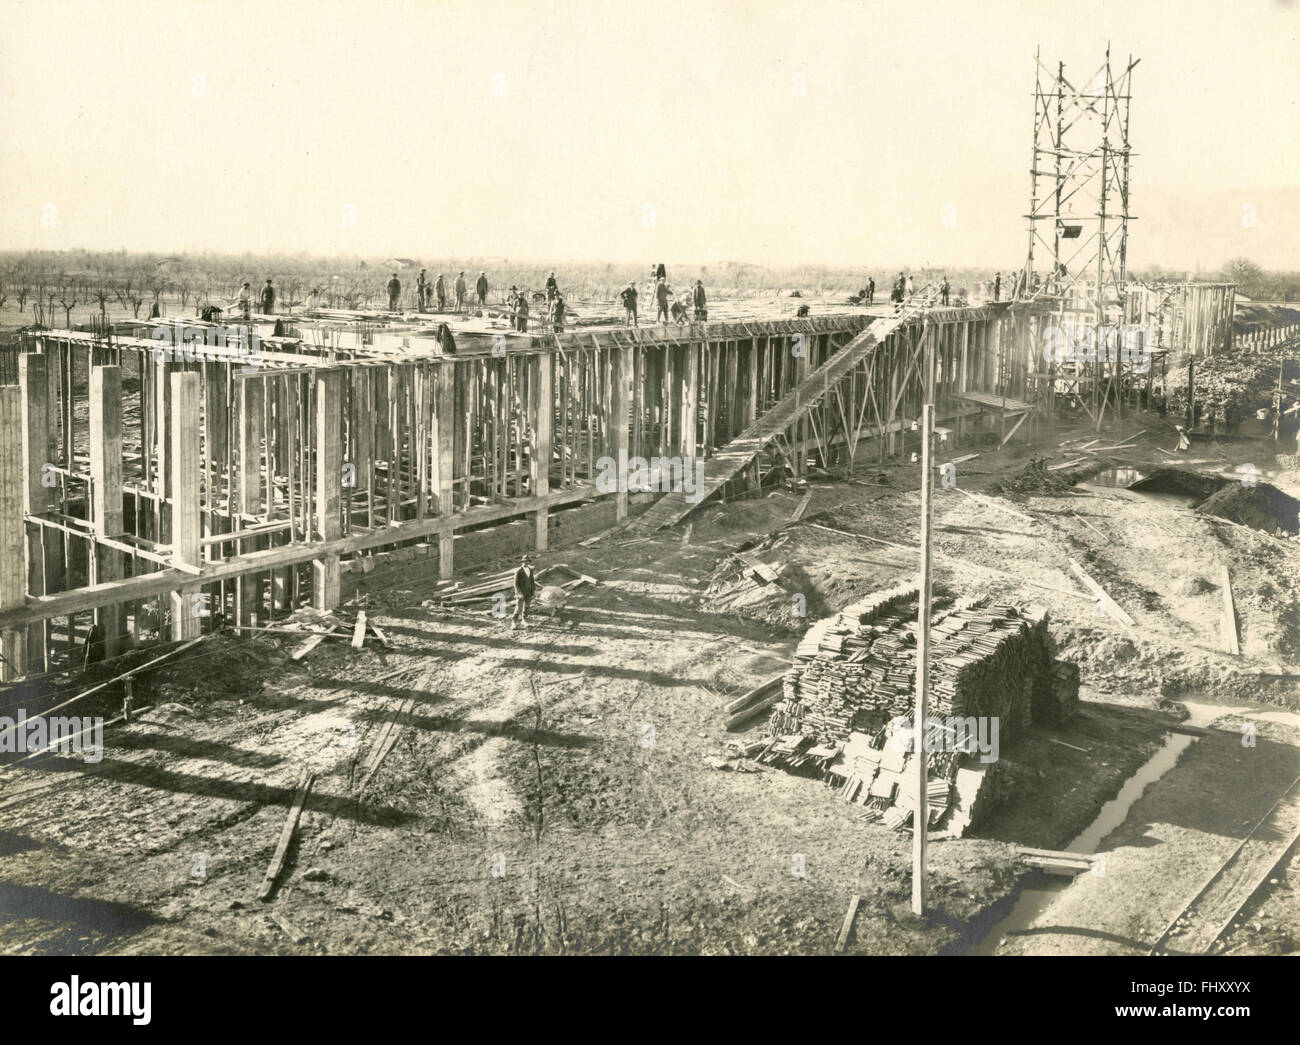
[620, 281, 638, 327]
[512, 554, 536, 628]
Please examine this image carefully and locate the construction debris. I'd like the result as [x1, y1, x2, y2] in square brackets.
[258, 771, 316, 901]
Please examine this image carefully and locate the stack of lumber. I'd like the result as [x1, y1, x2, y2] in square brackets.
[946, 760, 1006, 837]
[927, 602, 1049, 739]
[770, 592, 1050, 748]
[753, 584, 1063, 833]
[828, 726, 960, 831]
[768, 583, 920, 736]
[435, 569, 516, 606]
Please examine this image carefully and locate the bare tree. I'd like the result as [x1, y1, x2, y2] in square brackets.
[1223, 257, 1263, 296]
[56, 274, 78, 327]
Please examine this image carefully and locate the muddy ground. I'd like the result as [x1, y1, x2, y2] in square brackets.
[4, 402, 1300, 955]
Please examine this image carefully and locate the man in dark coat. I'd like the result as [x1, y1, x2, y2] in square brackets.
[655, 278, 670, 324]
[621, 282, 638, 326]
[512, 555, 536, 628]
[386, 273, 401, 311]
[476, 271, 490, 305]
[260, 279, 276, 314]
[692, 279, 707, 321]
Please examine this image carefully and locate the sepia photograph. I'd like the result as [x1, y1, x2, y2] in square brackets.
[0, 0, 1298, 1011]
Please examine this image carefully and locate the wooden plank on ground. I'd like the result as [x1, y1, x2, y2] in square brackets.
[722, 674, 786, 714]
[1067, 558, 1136, 626]
[257, 771, 315, 901]
[358, 697, 417, 793]
[791, 492, 812, 521]
[351, 611, 367, 649]
[835, 894, 861, 952]
[1220, 565, 1240, 655]
[290, 625, 339, 661]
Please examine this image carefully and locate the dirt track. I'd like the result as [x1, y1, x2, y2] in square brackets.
[4, 409, 1300, 955]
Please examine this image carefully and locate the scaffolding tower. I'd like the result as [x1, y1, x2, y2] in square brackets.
[1019, 46, 1140, 426]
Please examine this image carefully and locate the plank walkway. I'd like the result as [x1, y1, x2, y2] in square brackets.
[627, 304, 927, 534]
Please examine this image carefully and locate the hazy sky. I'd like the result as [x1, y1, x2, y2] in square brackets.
[1, 0, 1296, 269]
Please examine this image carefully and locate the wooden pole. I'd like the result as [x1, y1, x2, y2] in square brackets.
[912, 399, 935, 917]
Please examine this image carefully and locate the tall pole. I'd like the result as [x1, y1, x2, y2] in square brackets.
[912, 325, 936, 917]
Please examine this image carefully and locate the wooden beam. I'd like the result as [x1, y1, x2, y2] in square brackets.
[257, 771, 315, 901]
[1220, 564, 1239, 655]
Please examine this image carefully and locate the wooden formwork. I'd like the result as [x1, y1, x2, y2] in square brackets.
[0, 286, 1238, 678]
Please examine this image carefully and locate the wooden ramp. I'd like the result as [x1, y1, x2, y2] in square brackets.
[627, 307, 921, 534]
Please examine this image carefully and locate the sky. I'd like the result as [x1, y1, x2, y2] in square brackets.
[0, 0, 1296, 271]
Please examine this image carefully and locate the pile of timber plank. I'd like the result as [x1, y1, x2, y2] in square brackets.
[822, 720, 996, 835]
[434, 569, 516, 606]
[768, 591, 1049, 748]
[752, 583, 1062, 835]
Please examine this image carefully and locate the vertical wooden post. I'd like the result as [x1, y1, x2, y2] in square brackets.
[434, 360, 457, 580]
[531, 352, 554, 547]
[238, 376, 264, 626]
[90, 365, 126, 656]
[913, 399, 935, 918]
[610, 342, 629, 522]
[20, 354, 51, 670]
[313, 370, 343, 610]
[169, 372, 202, 641]
[0, 386, 26, 679]
[680, 341, 699, 463]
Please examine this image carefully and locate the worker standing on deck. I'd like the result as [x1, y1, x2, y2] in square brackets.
[693, 279, 707, 321]
[454, 272, 467, 313]
[512, 555, 536, 629]
[993, 272, 1002, 302]
[940, 276, 950, 306]
[655, 277, 670, 324]
[552, 291, 566, 333]
[417, 269, 428, 311]
[515, 291, 529, 332]
[476, 271, 490, 306]
[621, 281, 638, 326]
[866, 277, 875, 305]
[233, 281, 252, 320]
[905, 274, 914, 299]
[435, 273, 447, 312]
[545, 271, 559, 303]
[387, 273, 402, 311]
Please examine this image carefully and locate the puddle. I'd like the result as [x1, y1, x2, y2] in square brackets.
[963, 730, 1198, 955]
[1086, 466, 1146, 489]
[963, 694, 1300, 954]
